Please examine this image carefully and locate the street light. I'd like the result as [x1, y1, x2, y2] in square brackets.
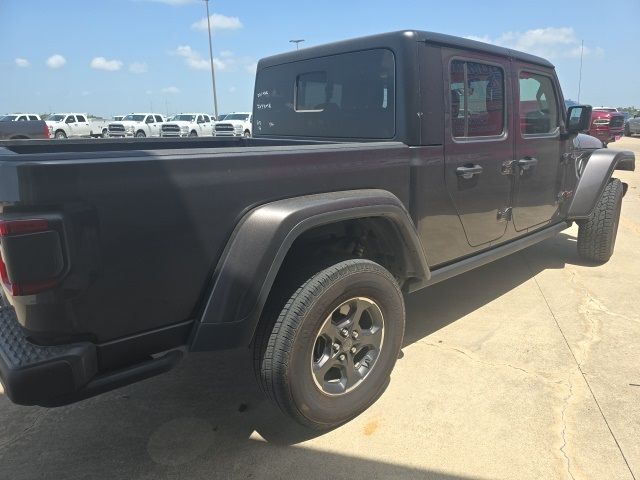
[203, 0, 219, 119]
[289, 39, 305, 50]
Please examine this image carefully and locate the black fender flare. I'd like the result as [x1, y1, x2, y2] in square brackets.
[189, 189, 429, 351]
[567, 149, 635, 220]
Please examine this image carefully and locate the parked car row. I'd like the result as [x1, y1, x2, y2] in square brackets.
[107, 112, 253, 138]
[0, 111, 254, 140]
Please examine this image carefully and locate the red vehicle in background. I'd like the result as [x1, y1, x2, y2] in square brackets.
[589, 107, 625, 146]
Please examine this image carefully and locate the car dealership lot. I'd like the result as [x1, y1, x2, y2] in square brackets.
[0, 136, 639, 480]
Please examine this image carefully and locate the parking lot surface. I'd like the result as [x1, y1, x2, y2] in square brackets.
[1, 137, 639, 480]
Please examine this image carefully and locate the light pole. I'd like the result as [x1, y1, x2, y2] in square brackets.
[203, 0, 219, 119]
[289, 39, 305, 50]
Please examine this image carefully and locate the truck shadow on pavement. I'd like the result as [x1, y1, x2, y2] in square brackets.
[0, 232, 588, 480]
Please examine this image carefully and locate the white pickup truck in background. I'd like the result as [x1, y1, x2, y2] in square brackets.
[160, 113, 213, 137]
[213, 112, 252, 137]
[46, 113, 109, 139]
[1, 113, 42, 121]
[108, 113, 165, 138]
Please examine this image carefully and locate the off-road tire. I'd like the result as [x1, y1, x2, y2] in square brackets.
[254, 259, 405, 429]
[577, 178, 623, 263]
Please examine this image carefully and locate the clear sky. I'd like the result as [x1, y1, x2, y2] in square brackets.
[1, 0, 638, 118]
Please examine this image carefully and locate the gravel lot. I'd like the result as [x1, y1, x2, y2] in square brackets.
[1, 137, 639, 480]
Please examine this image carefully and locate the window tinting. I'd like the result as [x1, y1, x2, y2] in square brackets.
[155, 115, 163, 123]
[66, 116, 76, 123]
[450, 60, 505, 138]
[519, 72, 559, 135]
[29, 115, 38, 121]
[253, 48, 395, 139]
[76, 115, 86, 122]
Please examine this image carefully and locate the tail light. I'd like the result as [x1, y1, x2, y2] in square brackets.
[0, 219, 64, 296]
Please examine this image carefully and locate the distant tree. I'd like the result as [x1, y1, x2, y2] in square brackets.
[618, 106, 639, 115]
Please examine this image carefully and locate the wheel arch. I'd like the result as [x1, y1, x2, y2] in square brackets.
[189, 189, 429, 351]
[568, 148, 635, 220]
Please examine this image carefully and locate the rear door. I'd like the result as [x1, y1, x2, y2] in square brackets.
[75, 114, 90, 136]
[512, 67, 564, 231]
[443, 50, 514, 247]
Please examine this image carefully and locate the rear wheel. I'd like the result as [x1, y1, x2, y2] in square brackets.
[101, 128, 108, 138]
[254, 259, 405, 429]
[577, 178, 623, 263]
[54, 130, 66, 139]
[244, 130, 251, 138]
[135, 130, 146, 138]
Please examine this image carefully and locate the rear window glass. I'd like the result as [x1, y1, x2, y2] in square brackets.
[253, 48, 395, 139]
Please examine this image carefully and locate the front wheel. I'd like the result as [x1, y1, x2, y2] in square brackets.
[577, 178, 623, 263]
[189, 130, 198, 137]
[243, 130, 251, 138]
[135, 130, 146, 138]
[254, 259, 405, 429]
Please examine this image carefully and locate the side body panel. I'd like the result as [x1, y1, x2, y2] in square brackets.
[0, 142, 412, 343]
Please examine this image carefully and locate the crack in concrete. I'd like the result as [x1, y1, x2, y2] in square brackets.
[0, 409, 48, 450]
[559, 380, 576, 480]
[418, 341, 566, 386]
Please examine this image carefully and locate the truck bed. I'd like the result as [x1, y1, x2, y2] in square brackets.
[0, 137, 412, 351]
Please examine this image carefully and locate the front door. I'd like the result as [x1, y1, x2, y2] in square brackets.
[443, 51, 514, 247]
[512, 67, 564, 231]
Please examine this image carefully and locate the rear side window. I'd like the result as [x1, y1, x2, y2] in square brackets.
[253, 48, 395, 139]
[28, 115, 38, 121]
[450, 60, 505, 138]
[518, 72, 559, 135]
[76, 115, 86, 122]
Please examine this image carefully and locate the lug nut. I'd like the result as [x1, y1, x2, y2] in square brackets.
[350, 346, 357, 354]
[340, 328, 349, 337]
[338, 354, 346, 361]
[351, 331, 359, 339]
[332, 343, 340, 352]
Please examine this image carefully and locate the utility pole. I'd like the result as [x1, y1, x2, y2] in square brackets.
[577, 40, 584, 103]
[203, 0, 219, 119]
[289, 39, 305, 50]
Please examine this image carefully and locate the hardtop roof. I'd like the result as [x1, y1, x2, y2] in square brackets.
[258, 30, 554, 70]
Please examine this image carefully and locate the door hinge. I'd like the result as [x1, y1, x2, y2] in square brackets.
[501, 160, 517, 175]
[556, 191, 573, 204]
[497, 207, 512, 221]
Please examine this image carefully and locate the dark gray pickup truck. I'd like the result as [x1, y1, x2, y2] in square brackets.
[0, 31, 635, 429]
[0, 118, 49, 140]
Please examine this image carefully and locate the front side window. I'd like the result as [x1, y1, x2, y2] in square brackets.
[28, 115, 38, 120]
[146, 115, 154, 124]
[203, 115, 210, 123]
[66, 115, 76, 123]
[519, 72, 559, 135]
[17, 115, 27, 121]
[450, 60, 505, 138]
[155, 115, 163, 123]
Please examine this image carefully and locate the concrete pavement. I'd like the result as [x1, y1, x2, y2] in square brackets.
[1, 137, 639, 479]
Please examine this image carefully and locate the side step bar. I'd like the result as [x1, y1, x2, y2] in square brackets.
[425, 222, 570, 287]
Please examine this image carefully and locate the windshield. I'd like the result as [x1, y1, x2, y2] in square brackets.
[0, 115, 17, 121]
[47, 114, 66, 122]
[123, 114, 146, 121]
[224, 114, 249, 121]
[174, 115, 196, 122]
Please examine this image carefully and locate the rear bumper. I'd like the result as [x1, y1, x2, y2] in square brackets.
[0, 306, 97, 405]
[0, 306, 182, 406]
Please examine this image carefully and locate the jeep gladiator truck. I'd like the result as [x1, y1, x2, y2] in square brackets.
[0, 31, 635, 429]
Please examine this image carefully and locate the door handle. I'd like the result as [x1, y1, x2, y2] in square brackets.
[517, 157, 538, 170]
[456, 164, 483, 179]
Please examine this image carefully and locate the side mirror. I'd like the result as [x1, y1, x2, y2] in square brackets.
[567, 105, 592, 134]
